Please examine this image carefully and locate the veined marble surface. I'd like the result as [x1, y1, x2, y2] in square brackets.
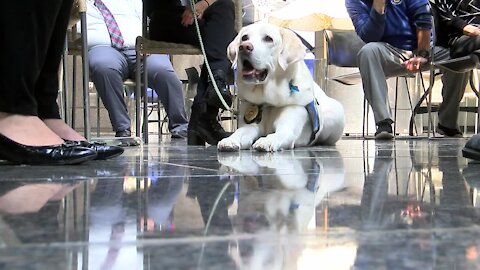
[0, 137, 479, 270]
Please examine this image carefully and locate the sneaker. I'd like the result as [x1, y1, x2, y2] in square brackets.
[115, 128, 131, 138]
[437, 123, 462, 138]
[375, 123, 394, 140]
[171, 129, 188, 139]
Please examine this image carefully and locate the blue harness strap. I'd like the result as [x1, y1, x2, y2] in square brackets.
[305, 100, 320, 143]
[289, 81, 320, 144]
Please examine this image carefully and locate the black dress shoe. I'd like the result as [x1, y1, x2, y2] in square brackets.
[0, 133, 97, 165]
[64, 140, 124, 160]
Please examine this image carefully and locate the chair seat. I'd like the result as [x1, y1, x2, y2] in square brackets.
[135, 36, 202, 55]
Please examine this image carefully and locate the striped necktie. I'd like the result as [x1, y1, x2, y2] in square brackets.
[94, 0, 125, 49]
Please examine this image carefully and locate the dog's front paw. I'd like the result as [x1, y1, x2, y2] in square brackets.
[252, 136, 282, 152]
[217, 137, 241, 152]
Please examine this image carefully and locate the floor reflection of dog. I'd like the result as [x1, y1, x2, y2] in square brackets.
[218, 150, 345, 269]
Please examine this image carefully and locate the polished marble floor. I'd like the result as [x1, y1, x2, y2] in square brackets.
[1, 136, 480, 269]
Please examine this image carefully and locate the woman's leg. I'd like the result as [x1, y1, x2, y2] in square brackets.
[0, 0, 69, 146]
[36, 0, 88, 141]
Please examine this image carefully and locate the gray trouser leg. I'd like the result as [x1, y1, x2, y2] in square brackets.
[357, 42, 411, 125]
[89, 46, 131, 132]
[145, 54, 189, 132]
[438, 70, 468, 129]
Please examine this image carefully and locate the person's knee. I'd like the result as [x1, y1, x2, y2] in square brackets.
[90, 60, 123, 79]
[89, 51, 124, 78]
[149, 64, 178, 84]
[357, 42, 384, 63]
[213, 0, 234, 10]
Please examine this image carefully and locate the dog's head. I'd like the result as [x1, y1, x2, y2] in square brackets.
[227, 23, 307, 84]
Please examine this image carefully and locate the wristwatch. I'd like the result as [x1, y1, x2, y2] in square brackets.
[416, 49, 431, 60]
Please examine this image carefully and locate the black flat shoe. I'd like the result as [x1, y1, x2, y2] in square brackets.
[64, 140, 124, 160]
[0, 133, 97, 165]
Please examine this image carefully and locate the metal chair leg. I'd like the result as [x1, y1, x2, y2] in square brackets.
[142, 57, 149, 144]
[80, 11, 91, 141]
[135, 51, 142, 139]
[427, 63, 436, 138]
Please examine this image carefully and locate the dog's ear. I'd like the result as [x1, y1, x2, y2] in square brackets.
[278, 28, 307, 71]
[227, 31, 241, 66]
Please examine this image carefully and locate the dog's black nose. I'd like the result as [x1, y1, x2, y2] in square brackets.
[239, 42, 254, 54]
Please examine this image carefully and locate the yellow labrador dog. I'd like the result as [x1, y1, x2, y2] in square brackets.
[217, 23, 345, 152]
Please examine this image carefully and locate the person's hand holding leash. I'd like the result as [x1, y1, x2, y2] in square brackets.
[402, 56, 428, 72]
[181, 0, 209, 26]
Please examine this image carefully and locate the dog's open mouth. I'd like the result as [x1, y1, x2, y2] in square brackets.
[241, 60, 268, 82]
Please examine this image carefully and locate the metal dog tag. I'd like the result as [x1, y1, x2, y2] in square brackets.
[244, 104, 262, 124]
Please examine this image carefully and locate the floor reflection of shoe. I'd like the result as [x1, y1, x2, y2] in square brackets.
[463, 162, 480, 189]
[115, 128, 131, 138]
[171, 129, 188, 139]
[437, 123, 463, 138]
[64, 140, 124, 160]
[0, 133, 97, 165]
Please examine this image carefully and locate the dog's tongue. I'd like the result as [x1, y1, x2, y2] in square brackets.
[242, 69, 256, 76]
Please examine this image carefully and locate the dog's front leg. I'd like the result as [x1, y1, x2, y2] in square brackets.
[218, 124, 261, 151]
[253, 106, 308, 152]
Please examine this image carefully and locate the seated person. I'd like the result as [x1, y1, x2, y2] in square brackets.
[86, 0, 189, 138]
[145, 0, 237, 145]
[433, 0, 480, 159]
[431, 0, 480, 139]
[345, 0, 468, 139]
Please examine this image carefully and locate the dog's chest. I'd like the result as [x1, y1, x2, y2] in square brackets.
[239, 81, 310, 106]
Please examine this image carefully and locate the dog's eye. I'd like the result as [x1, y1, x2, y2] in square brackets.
[241, 35, 249, 41]
[263, 35, 273, 42]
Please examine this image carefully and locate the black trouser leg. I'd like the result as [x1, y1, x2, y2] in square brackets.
[36, 0, 75, 119]
[451, 35, 480, 58]
[0, 0, 69, 116]
[149, 0, 236, 105]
